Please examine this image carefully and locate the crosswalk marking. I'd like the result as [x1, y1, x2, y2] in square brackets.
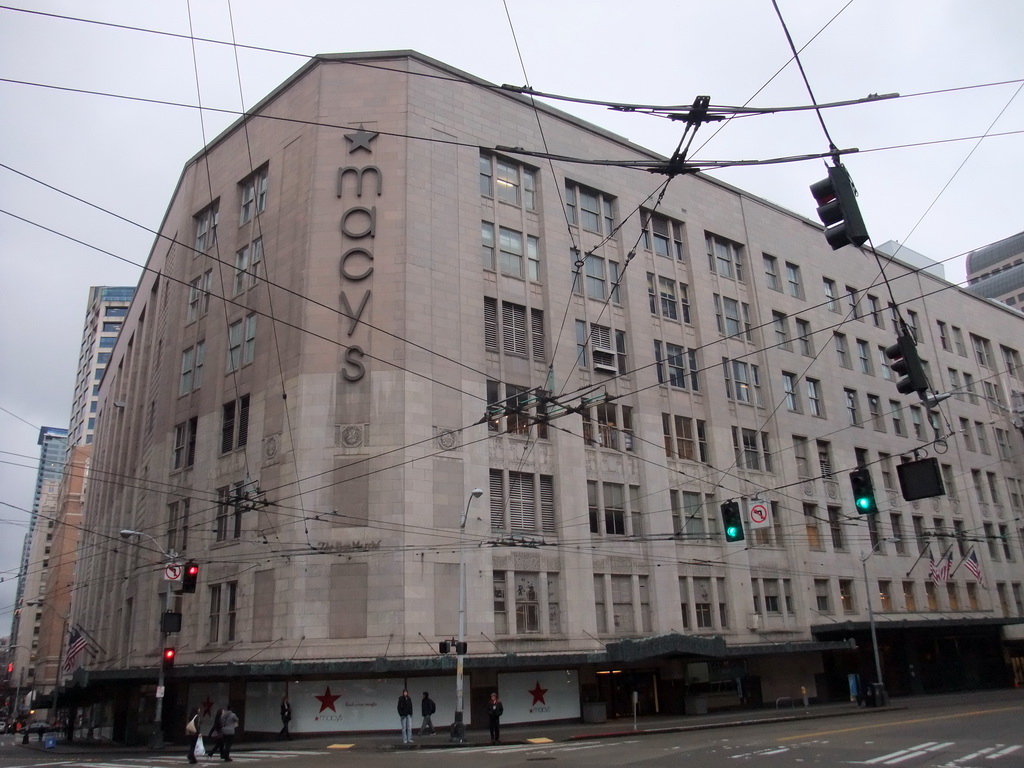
[857, 742, 1024, 766]
[32, 750, 319, 768]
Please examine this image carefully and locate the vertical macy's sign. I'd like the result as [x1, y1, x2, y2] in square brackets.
[336, 127, 382, 382]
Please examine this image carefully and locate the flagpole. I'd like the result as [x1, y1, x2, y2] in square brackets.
[904, 542, 930, 578]
[948, 551, 969, 579]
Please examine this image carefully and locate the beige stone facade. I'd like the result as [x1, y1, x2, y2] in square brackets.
[73, 52, 1024, 731]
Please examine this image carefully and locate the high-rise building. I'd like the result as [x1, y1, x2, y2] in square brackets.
[70, 52, 1024, 741]
[965, 231, 1024, 310]
[8, 426, 67, 712]
[68, 286, 136, 447]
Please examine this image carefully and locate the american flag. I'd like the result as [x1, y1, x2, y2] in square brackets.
[931, 550, 953, 584]
[964, 550, 984, 583]
[62, 627, 89, 675]
[927, 550, 938, 582]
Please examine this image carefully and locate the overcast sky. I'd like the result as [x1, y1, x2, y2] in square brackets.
[2, 0, 1022, 630]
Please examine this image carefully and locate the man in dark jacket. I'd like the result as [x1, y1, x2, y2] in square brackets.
[397, 689, 414, 744]
[420, 691, 436, 736]
[487, 692, 503, 743]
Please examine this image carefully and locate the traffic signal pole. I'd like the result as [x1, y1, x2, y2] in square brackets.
[153, 582, 172, 748]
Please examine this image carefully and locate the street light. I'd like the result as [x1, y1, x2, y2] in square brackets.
[120, 529, 178, 747]
[452, 488, 484, 743]
[861, 537, 899, 706]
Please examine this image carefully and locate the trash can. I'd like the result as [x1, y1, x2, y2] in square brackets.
[43, 732, 57, 749]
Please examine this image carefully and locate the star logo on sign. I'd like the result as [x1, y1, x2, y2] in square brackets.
[315, 686, 342, 713]
[201, 696, 215, 716]
[528, 682, 548, 706]
[345, 125, 378, 154]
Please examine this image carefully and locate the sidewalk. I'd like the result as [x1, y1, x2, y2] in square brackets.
[9, 700, 885, 756]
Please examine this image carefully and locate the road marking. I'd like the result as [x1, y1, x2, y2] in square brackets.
[776, 705, 1024, 742]
[730, 746, 791, 759]
[988, 745, 1022, 759]
[863, 741, 938, 764]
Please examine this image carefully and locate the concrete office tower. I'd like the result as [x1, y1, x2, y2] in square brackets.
[72, 52, 1024, 741]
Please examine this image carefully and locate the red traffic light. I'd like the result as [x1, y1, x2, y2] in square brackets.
[181, 560, 199, 593]
[162, 647, 176, 669]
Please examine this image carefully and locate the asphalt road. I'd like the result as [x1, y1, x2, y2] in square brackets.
[0, 691, 1021, 767]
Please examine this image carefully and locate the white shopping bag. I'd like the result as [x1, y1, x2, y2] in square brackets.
[194, 734, 205, 758]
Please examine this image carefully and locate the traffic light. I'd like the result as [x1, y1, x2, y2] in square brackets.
[181, 561, 199, 593]
[721, 500, 745, 543]
[439, 641, 450, 654]
[849, 467, 879, 515]
[161, 647, 176, 670]
[809, 164, 869, 250]
[884, 334, 929, 397]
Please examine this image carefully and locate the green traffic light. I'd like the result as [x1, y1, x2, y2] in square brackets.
[726, 526, 739, 538]
[856, 497, 871, 510]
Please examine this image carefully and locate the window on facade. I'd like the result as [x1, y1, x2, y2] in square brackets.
[662, 413, 709, 463]
[807, 378, 824, 416]
[612, 575, 639, 633]
[583, 401, 634, 452]
[706, 233, 744, 280]
[834, 332, 851, 368]
[166, 498, 191, 554]
[783, 372, 801, 412]
[889, 400, 905, 436]
[970, 333, 993, 368]
[489, 470, 556, 535]
[839, 579, 855, 612]
[732, 427, 771, 472]
[215, 483, 244, 543]
[828, 506, 845, 550]
[481, 221, 495, 269]
[814, 579, 831, 613]
[846, 286, 860, 319]
[582, 253, 620, 301]
[577, 321, 626, 375]
[723, 359, 762, 405]
[856, 339, 872, 374]
[194, 202, 219, 252]
[654, 341, 699, 391]
[179, 341, 206, 395]
[763, 254, 780, 290]
[713, 294, 752, 340]
[785, 262, 803, 298]
[239, 166, 268, 224]
[643, 210, 685, 259]
[823, 278, 839, 312]
[172, 417, 198, 470]
[220, 395, 250, 453]
[845, 388, 860, 426]
[186, 270, 213, 323]
[647, 273, 690, 322]
[795, 318, 813, 355]
[1001, 345, 1022, 379]
[773, 311, 791, 350]
[794, 436, 810, 478]
[567, 181, 615, 234]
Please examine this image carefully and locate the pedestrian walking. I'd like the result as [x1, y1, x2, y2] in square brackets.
[185, 707, 201, 764]
[219, 705, 240, 762]
[279, 695, 292, 739]
[420, 691, 436, 736]
[487, 691, 503, 743]
[397, 688, 414, 744]
[206, 708, 224, 757]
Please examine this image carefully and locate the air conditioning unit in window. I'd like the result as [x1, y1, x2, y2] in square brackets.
[592, 348, 617, 374]
[747, 613, 762, 631]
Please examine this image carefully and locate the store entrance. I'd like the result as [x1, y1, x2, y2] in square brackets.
[596, 669, 660, 718]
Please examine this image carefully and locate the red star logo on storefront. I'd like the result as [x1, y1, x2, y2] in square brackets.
[315, 686, 342, 713]
[201, 696, 215, 716]
[528, 681, 548, 706]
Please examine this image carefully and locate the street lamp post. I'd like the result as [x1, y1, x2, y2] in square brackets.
[860, 537, 899, 705]
[120, 529, 177, 748]
[452, 488, 483, 743]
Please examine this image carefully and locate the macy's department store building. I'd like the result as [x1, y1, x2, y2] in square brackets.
[67, 50, 1024, 742]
